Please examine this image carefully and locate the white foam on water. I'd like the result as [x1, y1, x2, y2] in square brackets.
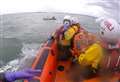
[0, 59, 19, 72]
[18, 43, 41, 69]
[0, 42, 42, 72]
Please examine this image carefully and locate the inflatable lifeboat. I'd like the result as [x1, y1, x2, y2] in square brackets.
[23, 38, 120, 82]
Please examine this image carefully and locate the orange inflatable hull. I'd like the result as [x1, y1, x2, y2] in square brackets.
[24, 39, 120, 82]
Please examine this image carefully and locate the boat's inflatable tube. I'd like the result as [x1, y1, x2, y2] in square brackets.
[24, 39, 58, 82]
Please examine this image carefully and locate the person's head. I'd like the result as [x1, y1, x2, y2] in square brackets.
[96, 17, 120, 44]
[71, 17, 80, 28]
[63, 15, 72, 30]
[71, 17, 79, 24]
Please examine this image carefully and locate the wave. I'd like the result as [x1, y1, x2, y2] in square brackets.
[0, 42, 42, 72]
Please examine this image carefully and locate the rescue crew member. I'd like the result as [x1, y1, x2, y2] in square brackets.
[70, 17, 120, 80]
[49, 15, 80, 61]
[73, 31, 103, 70]
[69, 31, 103, 81]
[96, 17, 120, 73]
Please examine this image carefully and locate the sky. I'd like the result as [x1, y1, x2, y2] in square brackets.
[0, 0, 119, 20]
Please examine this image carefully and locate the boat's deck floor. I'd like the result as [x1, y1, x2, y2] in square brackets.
[55, 60, 120, 82]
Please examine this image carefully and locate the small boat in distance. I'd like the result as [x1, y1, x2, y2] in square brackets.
[43, 16, 56, 20]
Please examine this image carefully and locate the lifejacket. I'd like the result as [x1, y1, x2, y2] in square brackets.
[54, 25, 79, 61]
[72, 32, 89, 57]
[64, 25, 79, 40]
[87, 33, 97, 45]
[72, 30, 94, 56]
[55, 25, 79, 47]
[78, 43, 103, 69]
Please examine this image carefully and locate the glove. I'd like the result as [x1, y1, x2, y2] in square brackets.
[5, 69, 41, 82]
[48, 32, 56, 41]
[48, 36, 53, 41]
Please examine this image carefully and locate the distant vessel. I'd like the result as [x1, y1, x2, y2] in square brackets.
[43, 16, 56, 20]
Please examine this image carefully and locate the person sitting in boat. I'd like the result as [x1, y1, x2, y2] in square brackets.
[70, 18, 120, 81]
[73, 31, 103, 70]
[49, 15, 80, 61]
[68, 31, 103, 81]
[96, 17, 120, 73]
[0, 69, 41, 82]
